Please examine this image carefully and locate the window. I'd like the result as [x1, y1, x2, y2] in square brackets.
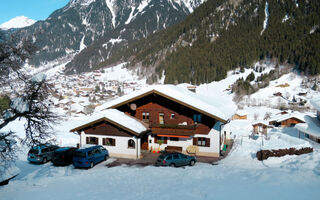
[170, 137, 179, 141]
[142, 112, 149, 121]
[170, 113, 175, 119]
[155, 136, 167, 144]
[128, 139, 135, 149]
[159, 113, 164, 124]
[173, 154, 180, 159]
[103, 138, 115, 146]
[181, 154, 187, 159]
[194, 137, 210, 147]
[198, 137, 206, 146]
[193, 114, 202, 123]
[42, 148, 49, 153]
[166, 155, 172, 160]
[93, 148, 101, 154]
[87, 137, 98, 145]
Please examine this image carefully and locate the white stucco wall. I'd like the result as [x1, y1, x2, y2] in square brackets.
[81, 134, 141, 159]
[148, 127, 221, 155]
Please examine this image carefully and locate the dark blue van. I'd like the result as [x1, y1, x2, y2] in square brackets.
[73, 145, 109, 168]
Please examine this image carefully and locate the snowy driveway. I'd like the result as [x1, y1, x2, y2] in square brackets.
[1, 149, 320, 200]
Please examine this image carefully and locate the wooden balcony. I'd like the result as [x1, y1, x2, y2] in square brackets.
[151, 123, 197, 136]
[150, 123, 197, 129]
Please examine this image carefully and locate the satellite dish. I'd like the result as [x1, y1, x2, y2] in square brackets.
[130, 103, 137, 111]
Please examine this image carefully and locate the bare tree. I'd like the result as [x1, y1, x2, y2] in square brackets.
[263, 112, 272, 120]
[0, 32, 59, 174]
[254, 113, 259, 120]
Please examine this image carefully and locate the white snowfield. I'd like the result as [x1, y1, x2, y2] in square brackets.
[0, 16, 36, 30]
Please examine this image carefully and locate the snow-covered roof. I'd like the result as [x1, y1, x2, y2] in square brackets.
[269, 111, 305, 123]
[310, 96, 320, 111]
[252, 120, 270, 126]
[70, 109, 148, 135]
[295, 116, 320, 138]
[273, 112, 306, 123]
[96, 85, 229, 123]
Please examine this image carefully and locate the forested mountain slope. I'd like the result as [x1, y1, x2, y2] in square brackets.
[103, 0, 320, 84]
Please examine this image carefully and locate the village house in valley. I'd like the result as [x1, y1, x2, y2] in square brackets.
[70, 85, 231, 159]
[295, 97, 320, 143]
[269, 112, 305, 127]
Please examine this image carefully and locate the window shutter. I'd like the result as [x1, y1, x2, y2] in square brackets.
[193, 137, 197, 145]
[154, 136, 158, 143]
[102, 138, 106, 145]
[95, 137, 98, 145]
[86, 137, 89, 144]
[113, 139, 116, 146]
[164, 137, 167, 144]
[206, 138, 210, 147]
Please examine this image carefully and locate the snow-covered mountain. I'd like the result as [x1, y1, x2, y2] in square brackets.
[0, 16, 36, 30]
[8, 0, 205, 72]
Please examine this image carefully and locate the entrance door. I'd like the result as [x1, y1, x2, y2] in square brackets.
[141, 134, 149, 150]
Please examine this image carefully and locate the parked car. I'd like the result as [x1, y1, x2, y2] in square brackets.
[52, 147, 78, 166]
[155, 152, 197, 167]
[72, 145, 109, 168]
[27, 144, 59, 164]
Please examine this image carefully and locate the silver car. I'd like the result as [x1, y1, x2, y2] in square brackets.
[27, 144, 59, 164]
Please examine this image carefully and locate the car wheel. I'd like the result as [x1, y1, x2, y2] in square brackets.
[90, 162, 94, 168]
[189, 160, 195, 166]
[169, 163, 176, 167]
[42, 157, 47, 164]
[104, 155, 108, 161]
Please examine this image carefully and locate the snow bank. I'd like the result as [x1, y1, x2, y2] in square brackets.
[0, 165, 20, 183]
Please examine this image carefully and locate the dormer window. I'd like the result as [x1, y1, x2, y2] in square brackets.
[170, 113, 175, 119]
[142, 112, 149, 121]
[193, 114, 202, 123]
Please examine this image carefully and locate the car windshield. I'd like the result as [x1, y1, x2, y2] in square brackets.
[74, 151, 87, 157]
[29, 149, 39, 154]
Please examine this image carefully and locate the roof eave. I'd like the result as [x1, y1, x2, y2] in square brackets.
[106, 89, 228, 123]
[70, 117, 146, 137]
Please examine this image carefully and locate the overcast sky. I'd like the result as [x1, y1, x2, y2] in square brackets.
[0, 0, 70, 24]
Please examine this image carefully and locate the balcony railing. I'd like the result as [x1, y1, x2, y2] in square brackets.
[150, 123, 197, 130]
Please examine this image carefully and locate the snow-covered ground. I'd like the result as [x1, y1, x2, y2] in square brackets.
[1, 117, 319, 199]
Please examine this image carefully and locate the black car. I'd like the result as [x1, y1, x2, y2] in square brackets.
[52, 147, 78, 166]
[155, 152, 197, 167]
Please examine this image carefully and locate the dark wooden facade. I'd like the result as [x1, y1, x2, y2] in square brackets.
[81, 120, 134, 137]
[115, 93, 216, 136]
